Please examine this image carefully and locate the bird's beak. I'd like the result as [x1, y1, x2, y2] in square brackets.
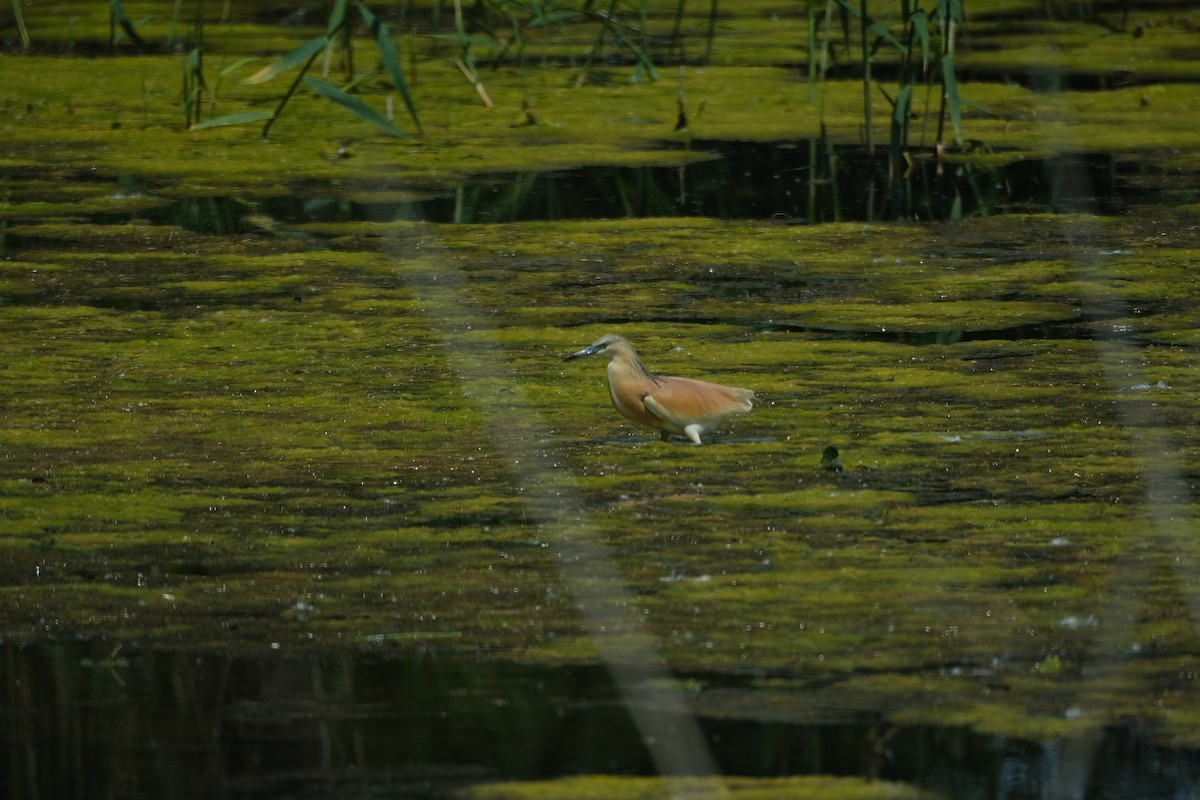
[564, 343, 601, 361]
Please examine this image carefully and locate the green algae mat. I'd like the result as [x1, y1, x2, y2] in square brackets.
[3, 2, 1200, 797]
[3, 209, 1199, 748]
[461, 775, 936, 799]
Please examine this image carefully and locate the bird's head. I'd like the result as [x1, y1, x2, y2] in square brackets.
[565, 334, 628, 361]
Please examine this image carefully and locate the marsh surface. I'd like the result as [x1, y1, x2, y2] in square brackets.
[2, 1, 1200, 798]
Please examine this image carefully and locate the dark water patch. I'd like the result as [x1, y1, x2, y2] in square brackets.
[430, 144, 1196, 223]
[596, 312, 1153, 345]
[758, 314, 1153, 346]
[3, 640, 1197, 800]
[26, 144, 1193, 237]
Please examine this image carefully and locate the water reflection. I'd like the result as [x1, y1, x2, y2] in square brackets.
[3, 640, 1197, 799]
[95, 143, 1197, 234]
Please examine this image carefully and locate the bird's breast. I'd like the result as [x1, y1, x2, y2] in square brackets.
[607, 364, 664, 428]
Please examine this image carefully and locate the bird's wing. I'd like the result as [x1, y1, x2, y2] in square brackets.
[642, 376, 753, 428]
[641, 392, 678, 426]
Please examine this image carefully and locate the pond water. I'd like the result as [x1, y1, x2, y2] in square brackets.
[3, 136, 1199, 798]
[65, 143, 1199, 232]
[6, 640, 1199, 800]
[4, 7, 1200, 797]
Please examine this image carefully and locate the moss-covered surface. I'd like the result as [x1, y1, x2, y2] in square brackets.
[460, 774, 935, 800]
[3, 0, 1200, 191]
[2, 209, 1199, 750]
[2, 0, 1200, 779]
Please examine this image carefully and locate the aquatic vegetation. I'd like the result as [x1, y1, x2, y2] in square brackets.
[227, 1, 421, 138]
[463, 774, 936, 800]
[2, 211, 1197, 741]
[821, 0, 966, 172]
[2, 4, 1200, 796]
[4, 0, 1200, 191]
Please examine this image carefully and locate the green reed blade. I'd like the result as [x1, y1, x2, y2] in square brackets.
[186, 47, 208, 92]
[243, 36, 328, 85]
[858, 0, 873, 155]
[609, 25, 661, 83]
[941, 53, 963, 144]
[327, 0, 349, 36]
[358, 3, 423, 135]
[11, 0, 30, 49]
[342, 63, 384, 93]
[704, 0, 719, 64]
[575, 0, 617, 87]
[428, 32, 505, 50]
[940, 0, 965, 25]
[665, 0, 686, 64]
[260, 42, 326, 138]
[190, 111, 274, 131]
[166, 0, 182, 49]
[806, 0, 818, 103]
[303, 77, 408, 138]
[910, 9, 930, 71]
[837, 0, 851, 58]
[832, 0, 903, 50]
[219, 57, 260, 77]
[527, 10, 580, 26]
[182, 56, 192, 127]
[110, 0, 147, 49]
[184, 46, 208, 128]
[892, 84, 912, 126]
[958, 96, 995, 117]
[452, 0, 470, 62]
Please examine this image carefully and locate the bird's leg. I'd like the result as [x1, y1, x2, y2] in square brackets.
[660, 430, 672, 442]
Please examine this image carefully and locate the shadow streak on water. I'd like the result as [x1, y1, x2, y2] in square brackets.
[59, 142, 1196, 236]
[3, 641, 1197, 800]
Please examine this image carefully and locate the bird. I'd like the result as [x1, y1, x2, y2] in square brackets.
[820, 445, 844, 472]
[564, 334, 755, 444]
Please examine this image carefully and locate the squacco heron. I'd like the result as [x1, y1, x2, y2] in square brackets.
[565, 334, 755, 444]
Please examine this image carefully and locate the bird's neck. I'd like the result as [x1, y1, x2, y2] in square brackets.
[611, 347, 653, 380]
